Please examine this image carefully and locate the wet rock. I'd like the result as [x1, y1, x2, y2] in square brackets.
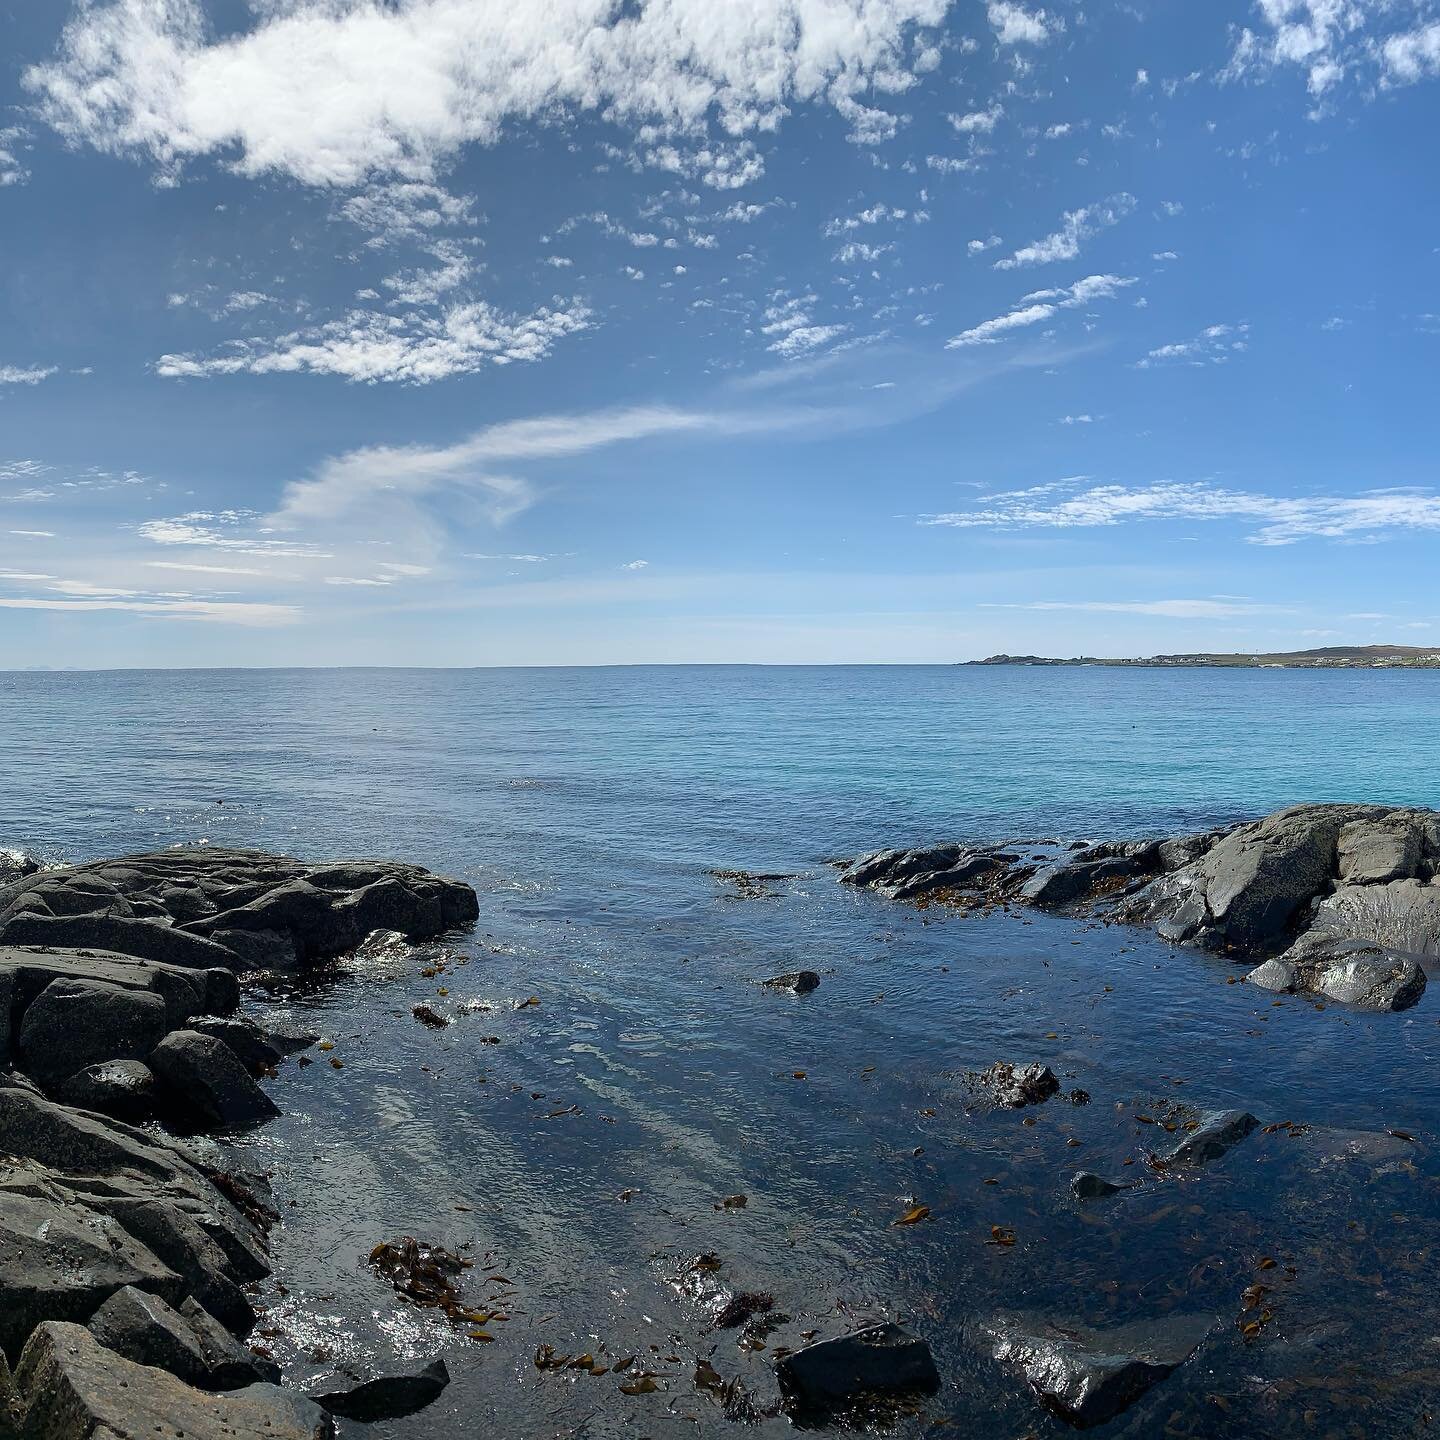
[776, 1322, 940, 1411]
[1070, 1171, 1136, 1201]
[312, 1358, 450, 1421]
[54, 1059, 158, 1123]
[1250, 936, 1427, 1011]
[88, 1285, 276, 1390]
[0, 1189, 182, 1360]
[976, 1061, 1060, 1108]
[150, 1030, 280, 1128]
[762, 970, 820, 994]
[411, 1003, 450, 1028]
[17, 977, 168, 1082]
[1020, 857, 1142, 909]
[12, 1321, 332, 1439]
[983, 1312, 1215, 1428]
[890, 854, 1009, 899]
[0, 849, 40, 887]
[1308, 878, 1440, 957]
[1155, 1109, 1258, 1168]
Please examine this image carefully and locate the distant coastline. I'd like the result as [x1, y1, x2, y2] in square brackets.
[964, 644, 1440, 670]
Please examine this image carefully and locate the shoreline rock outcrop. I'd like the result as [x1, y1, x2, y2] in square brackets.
[0, 844, 478, 1439]
[840, 804, 1440, 1011]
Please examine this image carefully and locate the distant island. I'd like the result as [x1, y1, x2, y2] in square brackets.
[966, 645, 1440, 669]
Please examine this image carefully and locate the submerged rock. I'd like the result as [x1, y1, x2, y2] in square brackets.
[1155, 1110, 1258, 1168]
[312, 1358, 450, 1421]
[776, 1322, 940, 1411]
[1070, 1171, 1136, 1201]
[984, 1312, 1215, 1428]
[762, 970, 820, 994]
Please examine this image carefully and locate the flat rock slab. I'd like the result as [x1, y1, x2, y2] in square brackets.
[11, 1321, 332, 1439]
[984, 1312, 1216, 1428]
[0, 846, 478, 973]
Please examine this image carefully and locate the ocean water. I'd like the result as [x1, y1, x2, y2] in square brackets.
[4, 665, 1440, 1438]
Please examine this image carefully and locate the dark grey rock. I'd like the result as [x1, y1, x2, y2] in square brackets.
[312, 1358, 450, 1421]
[762, 970, 821, 994]
[18, 977, 168, 1082]
[186, 1015, 283, 1074]
[976, 1061, 1060, 1108]
[0, 910, 240, 970]
[984, 1312, 1215, 1428]
[1070, 1171, 1136, 1201]
[210, 926, 300, 970]
[55, 1059, 158, 1123]
[87, 1285, 276, 1391]
[1020, 857, 1141, 910]
[776, 1322, 939, 1409]
[150, 1030, 280, 1128]
[0, 1189, 181, 1360]
[13, 1322, 332, 1439]
[1156, 1109, 1258, 1168]
[1309, 879, 1440, 958]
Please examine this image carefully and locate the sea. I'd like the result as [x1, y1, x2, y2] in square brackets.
[3, 664, 1439, 1437]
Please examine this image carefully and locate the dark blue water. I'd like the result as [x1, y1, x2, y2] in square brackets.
[3, 666, 1439, 1438]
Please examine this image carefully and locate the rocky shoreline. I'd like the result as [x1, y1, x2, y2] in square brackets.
[840, 802, 1440, 1012]
[0, 845, 479, 1439]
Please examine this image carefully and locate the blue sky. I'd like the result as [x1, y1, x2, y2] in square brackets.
[2, 0, 1438, 666]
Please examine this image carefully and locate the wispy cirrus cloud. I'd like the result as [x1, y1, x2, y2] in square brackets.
[1137, 322, 1250, 368]
[0, 365, 57, 386]
[983, 597, 1293, 618]
[946, 274, 1136, 348]
[923, 478, 1440, 546]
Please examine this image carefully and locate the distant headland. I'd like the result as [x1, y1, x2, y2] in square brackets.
[965, 645, 1440, 669]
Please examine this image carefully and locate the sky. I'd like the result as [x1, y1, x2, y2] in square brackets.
[1, 0, 1439, 667]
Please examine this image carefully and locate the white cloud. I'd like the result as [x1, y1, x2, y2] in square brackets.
[27, 0, 949, 188]
[154, 298, 590, 384]
[760, 295, 849, 358]
[1225, 1, 1440, 99]
[1137, 322, 1250, 367]
[0, 596, 297, 625]
[922, 477, 1440, 546]
[968, 234, 1002, 254]
[0, 365, 58, 386]
[984, 598, 1290, 618]
[620, 559, 650, 570]
[986, 1, 1058, 45]
[1059, 413, 1094, 424]
[9, 529, 57, 538]
[271, 405, 722, 530]
[144, 560, 270, 575]
[0, 126, 30, 186]
[995, 194, 1135, 270]
[946, 273, 1136, 348]
[949, 104, 1003, 133]
[137, 510, 331, 556]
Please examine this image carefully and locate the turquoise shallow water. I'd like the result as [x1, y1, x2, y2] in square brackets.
[3, 666, 1440, 1438]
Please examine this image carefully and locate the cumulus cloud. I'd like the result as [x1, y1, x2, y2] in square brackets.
[26, 0, 949, 188]
[995, 193, 1135, 270]
[946, 274, 1136, 348]
[949, 104, 1003, 132]
[922, 477, 1440, 546]
[1225, 1, 1440, 99]
[154, 298, 590, 384]
[986, 1, 1058, 45]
